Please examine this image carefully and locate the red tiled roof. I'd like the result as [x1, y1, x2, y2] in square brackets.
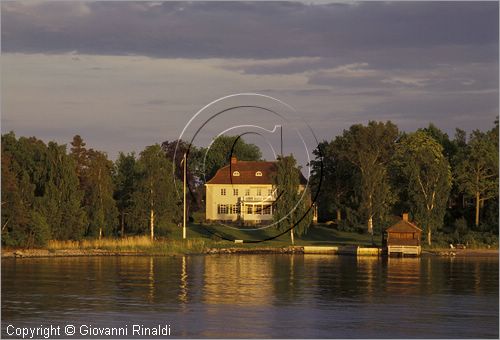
[386, 219, 422, 233]
[206, 160, 307, 185]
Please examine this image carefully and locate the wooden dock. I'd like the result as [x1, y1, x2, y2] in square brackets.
[387, 245, 421, 256]
[303, 246, 381, 256]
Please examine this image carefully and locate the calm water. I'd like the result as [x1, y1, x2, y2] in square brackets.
[2, 255, 498, 338]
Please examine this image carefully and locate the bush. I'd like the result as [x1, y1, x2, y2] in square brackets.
[192, 211, 205, 224]
[453, 217, 469, 243]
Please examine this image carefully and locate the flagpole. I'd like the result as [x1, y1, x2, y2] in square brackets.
[182, 153, 187, 240]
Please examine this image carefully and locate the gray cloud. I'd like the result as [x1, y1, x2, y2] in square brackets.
[2, 1, 498, 60]
[1, 1, 498, 159]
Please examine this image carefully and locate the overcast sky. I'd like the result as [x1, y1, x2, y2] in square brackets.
[2, 1, 498, 163]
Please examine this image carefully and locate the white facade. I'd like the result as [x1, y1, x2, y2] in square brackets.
[205, 183, 276, 224]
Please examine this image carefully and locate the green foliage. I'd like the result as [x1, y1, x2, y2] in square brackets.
[394, 131, 452, 245]
[310, 140, 359, 224]
[202, 135, 262, 181]
[453, 217, 469, 243]
[29, 210, 51, 247]
[454, 129, 498, 228]
[44, 142, 87, 240]
[83, 149, 118, 237]
[273, 155, 313, 243]
[1, 133, 87, 246]
[129, 145, 180, 236]
[334, 121, 398, 234]
[114, 152, 139, 236]
[1, 144, 31, 246]
[69, 136, 118, 238]
[2, 119, 498, 248]
[161, 139, 205, 213]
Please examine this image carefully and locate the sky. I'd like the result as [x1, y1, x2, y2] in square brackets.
[1, 1, 498, 164]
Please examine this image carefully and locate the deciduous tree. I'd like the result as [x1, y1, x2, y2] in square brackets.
[273, 155, 313, 245]
[394, 131, 452, 245]
[455, 129, 498, 228]
[335, 121, 398, 237]
[130, 145, 179, 239]
[114, 152, 139, 237]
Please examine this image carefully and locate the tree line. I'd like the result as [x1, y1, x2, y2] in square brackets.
[310, 119, 499, 245]
[1, 134, 261, 247]
[2, 119, 498, 247]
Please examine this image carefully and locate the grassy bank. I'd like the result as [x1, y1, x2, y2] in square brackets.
[47, 236, 210, 255]
[2, 224, 497, 258]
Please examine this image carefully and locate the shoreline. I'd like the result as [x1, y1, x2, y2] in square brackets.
[2, 246, 498, 259]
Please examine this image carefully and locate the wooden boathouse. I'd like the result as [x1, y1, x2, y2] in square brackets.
[384, 213, 422, 256]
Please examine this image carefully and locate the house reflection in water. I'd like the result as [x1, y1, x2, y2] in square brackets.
[202, 256, 274, 306]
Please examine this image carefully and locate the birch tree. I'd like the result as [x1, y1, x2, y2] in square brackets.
[455, 129, 498, 228]
[395, 131, 452, 245]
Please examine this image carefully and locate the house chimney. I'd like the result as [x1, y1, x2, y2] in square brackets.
[230, 156, 237, 164]
[402, 213, 409, 222]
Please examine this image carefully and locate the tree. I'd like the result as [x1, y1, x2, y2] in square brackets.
[202, 135, 262, 181]
[394, 131, 452, 245]
[82, 149, 118, 238]
[70, 135, 118, 238]
[162, 139, 204, 213]
[420, 123, 458, 161]
[1, 133, 86, 245]
[310, 140, 358, 224]
[455, 129, 498, 228]
[130, 145, 179, 239]
[70, 135, 88, 183]
[273, 155, 313, 245]
[41, 142, 87, 240]
[335, 121, 398, 237]
[1, 145, 32, 246]
[114, 152, 139, 237]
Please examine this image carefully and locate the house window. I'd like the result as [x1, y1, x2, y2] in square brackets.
[234, 204, 241, 214]
[233, 188, 238, 196]
[233, 171, 240, 176]
[256, 188, 262, 196]
[255, 205, 264, 215]
[268, 189, 273, 196]
[247, 205, 253, 214]
[245, 189, 250, 196]
[263, 205, 271, 215]
[255, 171, 263, 176]
[228, 204, 234, 214]
[218, 204, 228, 214]
[221, 188, 226, 196]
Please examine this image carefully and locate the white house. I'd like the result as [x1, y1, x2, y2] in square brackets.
[204, 156, 315, 225]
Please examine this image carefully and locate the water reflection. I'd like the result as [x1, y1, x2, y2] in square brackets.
[385, 257, 421, 295]
[148, 257, 154, 302]
[202, 255, 274, 306]
[179, 256, 188, 304]
[2, 255, 498, 338]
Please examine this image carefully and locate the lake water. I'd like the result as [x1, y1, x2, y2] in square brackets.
[2, 255, 498, 338]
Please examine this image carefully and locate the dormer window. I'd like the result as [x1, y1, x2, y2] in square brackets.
[255, 171, 263, 177]
[233, 171, 240, 177]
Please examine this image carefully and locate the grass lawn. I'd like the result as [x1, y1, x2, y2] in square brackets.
[167, 223, 380, 248]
